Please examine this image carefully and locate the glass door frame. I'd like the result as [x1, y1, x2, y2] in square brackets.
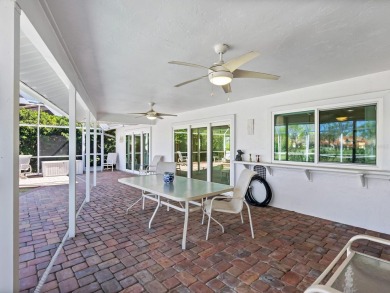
[172, 115, 235, 184]
[125, 127, 151, 173]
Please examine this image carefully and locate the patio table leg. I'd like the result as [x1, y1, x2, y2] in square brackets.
[149, 195, 160, 229]
[182, 201, 189, 249]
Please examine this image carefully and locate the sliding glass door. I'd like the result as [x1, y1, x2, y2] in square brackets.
[211, 125, 230, 184]
[191, 127, 207, 181]
[173, 118, 233, 184]
[174, 128, 188, 177]
[125, 130, 150, 172]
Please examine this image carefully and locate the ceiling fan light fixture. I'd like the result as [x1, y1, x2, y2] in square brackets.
[336, 116, 348, 122]
[146, 115, 157, 120]
[208, 71, 233, 86]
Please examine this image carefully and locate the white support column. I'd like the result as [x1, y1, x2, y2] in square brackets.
[85, 112, 91, 202]
[37, 104, 41, 173]
[100, 129, 104, 171]
[0, 2, 20, 291]
[81, 124, 85, 172]
[93, 120, 97, 186]
[68, 84, 77, 238]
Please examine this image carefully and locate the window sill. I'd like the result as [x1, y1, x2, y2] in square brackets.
[234, 161, 390, 187]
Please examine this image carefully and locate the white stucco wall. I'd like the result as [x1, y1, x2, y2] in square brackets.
[116, 70, 390, 234]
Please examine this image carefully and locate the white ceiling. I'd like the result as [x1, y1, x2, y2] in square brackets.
[26, 1, 390, 117]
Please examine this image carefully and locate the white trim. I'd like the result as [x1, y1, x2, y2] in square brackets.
[68, 84, 76, 238]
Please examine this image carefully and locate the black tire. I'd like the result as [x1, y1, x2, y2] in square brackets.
[245, 175, 272, 207]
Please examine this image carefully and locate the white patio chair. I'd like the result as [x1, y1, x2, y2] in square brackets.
[103, 153, 118, 171]
[126, 162, 176, 213]
[177, 151, 187, 166]
[19, 155, 32, 178]
[140, 155, 163, 175]
[203, 168, 257, 240]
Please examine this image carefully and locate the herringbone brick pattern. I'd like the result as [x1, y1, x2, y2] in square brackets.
[19, 171, 390, 292]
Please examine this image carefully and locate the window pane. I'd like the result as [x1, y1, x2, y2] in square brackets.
[134, 134, 141, 170]
[274, 111, 315, 162]
[143, 133, 149, 167]
[211, 125, 230, 184]
[174, 129, 188, 177]
[126, 135, 132, 170]
[319, 105, 376, 164]
[191, 127, 207, 181]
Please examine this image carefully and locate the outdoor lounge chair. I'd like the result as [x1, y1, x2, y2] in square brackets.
[19, 155, 32, 178]
[304, 234, 390, 293]
[103, 153, 117, 171]
[202, 168, 256, 240]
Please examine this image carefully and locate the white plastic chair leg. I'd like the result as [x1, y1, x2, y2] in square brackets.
[206, 214, 211, 240]
[244, 201, 255, 238]
[201, 211, 205, 225]
[142, 195, 145, 210]
[240, 212, 244, 224]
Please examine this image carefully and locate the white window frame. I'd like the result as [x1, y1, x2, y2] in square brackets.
[271, 97, 383, 170]
[172, 115, 235, 183]
[124, 126, 151, 173]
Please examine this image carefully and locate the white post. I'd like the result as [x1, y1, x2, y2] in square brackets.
[85, 112, 91, 202]
[340, 133, 343, 163]
[305, 134, 309, 162]
[101, 129, 104, 171]
[68, 84, 76, 238]
[81, 124, 85, 172]
[93, 120, 97, 186]
[0, 2, 20, 291]
[37, 104, 41, 173]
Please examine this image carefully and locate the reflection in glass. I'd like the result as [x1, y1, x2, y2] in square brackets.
[143, 133, 150, 167]
[274, 111, 315, 162]
[134, 134, 141, 170]
[174, 129, 188, 177]
[319, 105, 376, 164]
[191, 127, 207, 181]
[126, 135, 132, 170]
[211, 125, 230, 184]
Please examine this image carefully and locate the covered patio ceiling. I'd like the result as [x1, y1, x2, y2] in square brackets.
[18, 0, 390, 121]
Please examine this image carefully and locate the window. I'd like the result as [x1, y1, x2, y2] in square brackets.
[174, 129, 188, 177]
[172, 115, 235, 183]
[319, 105, 376, 165]
[273, 103, 378, 166]
[274, 111, 315, 162]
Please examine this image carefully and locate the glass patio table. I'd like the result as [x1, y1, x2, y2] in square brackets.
[118, 175, 233, 249]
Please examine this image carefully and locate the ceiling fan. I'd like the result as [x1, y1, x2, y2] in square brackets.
[169, 44, 280, 93]
[128, 102, 177, 120]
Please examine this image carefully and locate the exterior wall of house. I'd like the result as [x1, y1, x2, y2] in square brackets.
[116, 70, 390, 234]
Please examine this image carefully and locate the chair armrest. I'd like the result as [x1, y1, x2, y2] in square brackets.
[208, 196, 241, 209]
[304, 284, 341, 293]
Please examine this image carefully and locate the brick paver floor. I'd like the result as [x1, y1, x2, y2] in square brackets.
[19, 171, 390, 292]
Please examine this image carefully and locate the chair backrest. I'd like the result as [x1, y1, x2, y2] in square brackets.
[233, 169, 257, 199]
[107, 153, 118, 164]
[150, 155, 163, 166]
[19, 155, 32, 165]
[177, 151, 184, 161]
[230, 169, 257, 212]
[156, 162, 177, 174]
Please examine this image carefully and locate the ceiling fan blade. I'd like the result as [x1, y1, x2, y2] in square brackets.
[156, 116, 164, 119]
[169, 61, 210, 70]
[128, 113, 147, 115]
[174, 75, 208, 87]
[222, 83, 232, 93]
[134, 115, 147, 119]
[223, 51, 260, 72]
[233, 69, 280, 80]
[157, 113, 177, 117]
